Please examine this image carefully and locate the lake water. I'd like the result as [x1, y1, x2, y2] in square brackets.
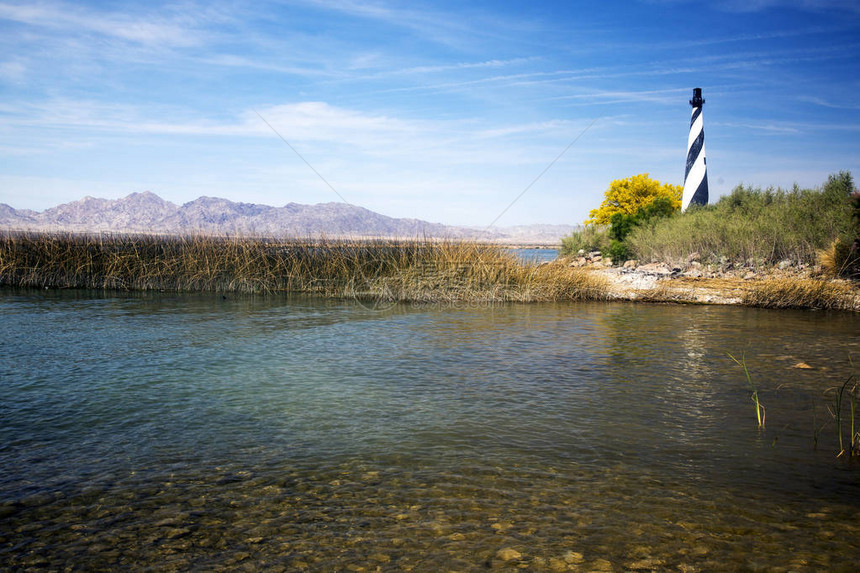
[1, 289, 859, 571]
[509, 248, 558, 264]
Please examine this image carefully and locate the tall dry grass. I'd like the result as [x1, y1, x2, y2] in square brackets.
[742, 278, 859, 311]
[0, 231, 609, 303]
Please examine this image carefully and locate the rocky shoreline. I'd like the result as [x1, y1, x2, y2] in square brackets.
[558, 253, 860, 310]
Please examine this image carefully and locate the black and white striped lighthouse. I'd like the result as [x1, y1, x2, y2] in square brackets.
[682, 87, 708, 210]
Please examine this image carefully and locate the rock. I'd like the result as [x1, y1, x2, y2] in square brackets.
[627, 558, 665, 570]
[590, 558, 614, 571]
[164, 528, 192, 539]
[793, 362, 813, 369]
[496, 548, 522, 561]
[638, 263, 671, 276]
[563, 551, 585, 563]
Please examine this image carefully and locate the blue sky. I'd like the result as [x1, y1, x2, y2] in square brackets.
[1, 0, 858, 226]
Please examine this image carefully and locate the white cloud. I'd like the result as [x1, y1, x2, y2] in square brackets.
[796, 95, 860, 111]
[198, 54, 340, 78]
[3, 98, 592, 153]
[713, 119, 860, 134]
[556, 88, 690, 106]
[0, 1, 209, 48]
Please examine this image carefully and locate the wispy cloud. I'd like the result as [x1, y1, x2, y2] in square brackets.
[712, 0, 860, 14]
[714, 119, 860, 134]
[0, 57, 26, 82]
[198, 54, 339, 78]
[0, 1, 209, 48]
[646, 0, 860, 14]
[552, 88, 690, 106]
[796, 95, 860, 110]
[389, 57, 539, 76]
[713, 121, 802, 134]
[293, 0, 538, 48]
[0, 0, 857, 223]
[2, 98, 586, 149]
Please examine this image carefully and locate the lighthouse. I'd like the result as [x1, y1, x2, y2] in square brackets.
[682, 87, 708, 210]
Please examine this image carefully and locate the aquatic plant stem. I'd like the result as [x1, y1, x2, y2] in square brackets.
[727, 353, 765, 430]
[831, 378, 849, 457]
[850, 383, 858, 456]
[850, 356, 859, 457]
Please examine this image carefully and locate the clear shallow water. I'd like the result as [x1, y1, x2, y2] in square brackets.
[1, 289, 859, 571]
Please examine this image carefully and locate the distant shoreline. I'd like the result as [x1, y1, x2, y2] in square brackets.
[0, 227, 563, 249]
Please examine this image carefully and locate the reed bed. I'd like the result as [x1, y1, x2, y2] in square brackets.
[741, 278, 859, 311]
[0, 231, 609, 303]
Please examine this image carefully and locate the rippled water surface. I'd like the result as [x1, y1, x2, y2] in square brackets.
[1, 289, 859, 571]
[508, 248, 558, 263]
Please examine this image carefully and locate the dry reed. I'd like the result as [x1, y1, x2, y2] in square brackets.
[741, 278, 859, 311]
[0, 231, 609, 303]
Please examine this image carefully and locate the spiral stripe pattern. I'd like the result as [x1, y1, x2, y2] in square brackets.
[682, 89, 708, 210]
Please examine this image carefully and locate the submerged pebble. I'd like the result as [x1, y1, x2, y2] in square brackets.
[2, 292, 860, 571]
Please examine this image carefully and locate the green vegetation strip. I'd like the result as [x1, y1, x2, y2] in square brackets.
[562, 172, 859, 278]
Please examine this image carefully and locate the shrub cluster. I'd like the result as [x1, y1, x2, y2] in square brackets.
[561, 173, 680, 261]
[605, 196, 677, 263]
[627, 172, 858, 272]
[559, 225, 610, 256]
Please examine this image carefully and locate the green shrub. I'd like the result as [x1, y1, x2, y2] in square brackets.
[605, 195, 677, 264]
[627, 172, 857, 268]
[606, 239, 629, 264]
[560, 225, 610, 256]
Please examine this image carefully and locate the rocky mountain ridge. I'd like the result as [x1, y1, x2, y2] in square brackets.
[0, 192, 575, 245]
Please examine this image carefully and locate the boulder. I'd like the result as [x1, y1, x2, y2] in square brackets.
[496, 548, 522, 561]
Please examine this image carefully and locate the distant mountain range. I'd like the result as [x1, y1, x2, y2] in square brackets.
[0, 192, 575, 245]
